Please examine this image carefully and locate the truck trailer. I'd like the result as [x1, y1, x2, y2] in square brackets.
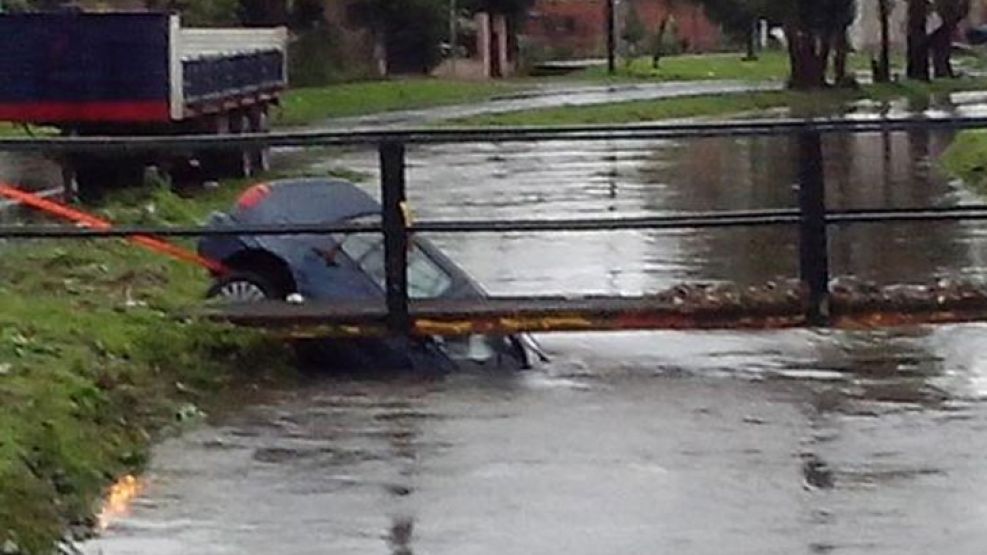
[0, 11, 288, 196]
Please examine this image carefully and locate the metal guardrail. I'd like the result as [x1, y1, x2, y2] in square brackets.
[2, 116, 986, 332]
[9, 206, 987, 238]
[0, 115, 984, 151]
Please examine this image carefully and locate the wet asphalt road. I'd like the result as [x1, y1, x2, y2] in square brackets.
[81, 92, 987, 554]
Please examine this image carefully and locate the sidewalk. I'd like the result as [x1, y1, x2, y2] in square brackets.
[321, 79, 784, 129]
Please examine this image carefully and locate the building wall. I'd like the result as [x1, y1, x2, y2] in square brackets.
[523, 0, 723, 59]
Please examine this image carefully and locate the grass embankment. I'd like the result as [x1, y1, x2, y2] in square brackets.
[449, 77, 987, 127]
[275, 78, 524, 126]
[0, 183, 296, 554]
[941, 130, 987, 190]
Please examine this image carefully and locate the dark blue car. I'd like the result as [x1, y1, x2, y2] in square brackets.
[198, 178, 533, 371]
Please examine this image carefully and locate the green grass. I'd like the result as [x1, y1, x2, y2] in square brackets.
[573, 50, 888, 83]
[275, 78, 524, 126]
[0, 183, 296, 554]
[0, 124, 56, 138]
[577, 50, 793, 82]
[447, 77, 987, 127]
[941, 130, 987, 191]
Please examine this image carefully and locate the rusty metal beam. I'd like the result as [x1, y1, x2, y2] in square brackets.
[203, 292, 987, 338]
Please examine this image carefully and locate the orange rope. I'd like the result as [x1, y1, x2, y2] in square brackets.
[0, 183, 227, 274]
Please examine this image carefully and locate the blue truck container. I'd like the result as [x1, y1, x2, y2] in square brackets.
[0, 12, 288, 194]
[0, 11, 286, 125]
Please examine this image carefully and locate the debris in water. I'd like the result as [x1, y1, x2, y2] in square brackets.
[801, 454, 835, 491]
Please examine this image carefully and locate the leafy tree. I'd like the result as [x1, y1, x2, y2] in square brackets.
[907, 0, 971, 80]
[690, 0, 856, 89]
[143, 0, 241, 26]
[621, 4, 647, 56]
[463, 0, 533, 17]
[346, 0, 449, 74]
[931, 0, 971, 77]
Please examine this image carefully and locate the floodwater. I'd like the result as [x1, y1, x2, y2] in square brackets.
[83, 95, 987, 554]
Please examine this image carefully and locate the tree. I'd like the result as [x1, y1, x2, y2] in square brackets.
[621, 3, 647, 57]
[931, 0, 971, 78]
[238, 0, 290, 26]
[346, 0, 450, 74]
[874, 0, 892, 83]
[907, 0, 971, 80]
[907, 0, 931, 80]
[691, 0, 857, 89]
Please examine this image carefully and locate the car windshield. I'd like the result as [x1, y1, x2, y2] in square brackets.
[337, 232, 452, 299]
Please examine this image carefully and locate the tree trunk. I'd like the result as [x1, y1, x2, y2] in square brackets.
[907, 0, 930, 81]
[819, 34, 833, 81]
[373, 29, 389, 77]
[875, 0, 892, 83]
[652, 17, 669, 68]
[744, 17, 757, 61]
[834, 32, 850, 85]
[787, 25, 827, 89]
[930, 23, 954, 78]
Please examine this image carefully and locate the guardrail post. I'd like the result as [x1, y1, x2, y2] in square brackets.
[380, 140, 410, 335]
[798, 130, 830, 326]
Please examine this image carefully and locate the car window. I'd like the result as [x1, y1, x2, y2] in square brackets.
[338, 233, 452, 299]
[336, 232, 378, 262]
[407, 246, 453, 298]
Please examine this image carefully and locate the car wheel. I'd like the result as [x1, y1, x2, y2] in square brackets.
[207, 271, 280, 303]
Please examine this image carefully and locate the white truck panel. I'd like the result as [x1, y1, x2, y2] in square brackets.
[168, 20, 288, 121]
[179, 27, 288, 59]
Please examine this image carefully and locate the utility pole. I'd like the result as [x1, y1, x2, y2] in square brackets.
[606, 0, 615, 75]
[449, 0, 458, 74]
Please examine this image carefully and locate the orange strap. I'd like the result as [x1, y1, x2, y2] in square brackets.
[0, 183, 227, 274]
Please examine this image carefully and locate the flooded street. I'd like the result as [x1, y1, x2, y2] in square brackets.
[83, 96, 987, 554]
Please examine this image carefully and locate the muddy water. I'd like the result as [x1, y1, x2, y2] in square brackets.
[85, 97, 987, 554]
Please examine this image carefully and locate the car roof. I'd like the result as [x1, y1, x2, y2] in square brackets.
[234, 178, 380, 224]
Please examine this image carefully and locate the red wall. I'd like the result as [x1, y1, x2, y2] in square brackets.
[524, 0, 722, 58]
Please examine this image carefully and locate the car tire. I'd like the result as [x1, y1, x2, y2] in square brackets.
[207, 271, 282, 303]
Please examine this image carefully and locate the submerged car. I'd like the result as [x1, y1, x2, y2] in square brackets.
[198, 178, 533, 371]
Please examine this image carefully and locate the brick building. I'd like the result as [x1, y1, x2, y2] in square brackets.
[523, 0, 723, 59]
